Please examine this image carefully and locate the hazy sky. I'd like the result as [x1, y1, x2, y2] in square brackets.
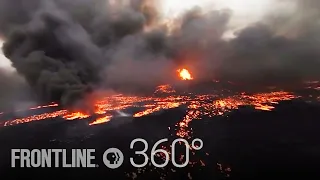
[161, 0, 280, 27]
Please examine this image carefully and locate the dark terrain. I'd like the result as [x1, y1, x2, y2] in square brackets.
[0, 98, 320, 179]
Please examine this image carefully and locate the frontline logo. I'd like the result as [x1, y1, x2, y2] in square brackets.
[11, 149, 96, 168]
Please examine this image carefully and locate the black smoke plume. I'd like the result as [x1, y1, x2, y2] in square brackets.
[0, 0, 320, 107]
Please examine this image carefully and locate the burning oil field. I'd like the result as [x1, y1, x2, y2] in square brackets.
[1, 0, 320, 179]
[1, 69, 320, 179]
[0, 69, 302, 128]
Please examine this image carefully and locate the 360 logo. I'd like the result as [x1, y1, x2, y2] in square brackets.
[130, 138, 203, 168]
[101, 138, 203, 169]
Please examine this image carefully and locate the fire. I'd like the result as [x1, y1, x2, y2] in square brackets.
[29, 103, 59, 110]
[178, 68, 193, 80]
[63, 112, 90, 120]
[133, 102, 180, 117]
[89, 115, 112, 126]
[154, 84, 176, 94]
[3, 110, 68, 126]
[0, 84, 300, 129]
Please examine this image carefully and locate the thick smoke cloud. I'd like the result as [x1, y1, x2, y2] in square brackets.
[0, 0, 320, 106]
[219, 0, 320, 83]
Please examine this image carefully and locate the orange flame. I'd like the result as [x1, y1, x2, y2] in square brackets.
[1, 88, 299, 129]
[178, 68, 193, 80]
[63, 111, 90, 120]
[154, 84, 176, 94]
[89, 115, 112, 126]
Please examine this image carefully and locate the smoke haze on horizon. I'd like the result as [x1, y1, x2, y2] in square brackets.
[0, 0, 319, 108]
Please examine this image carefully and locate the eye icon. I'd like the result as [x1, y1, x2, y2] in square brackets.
[103, 148, 124, 169]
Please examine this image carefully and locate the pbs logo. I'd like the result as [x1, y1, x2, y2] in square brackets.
[102, 148, 124, 169]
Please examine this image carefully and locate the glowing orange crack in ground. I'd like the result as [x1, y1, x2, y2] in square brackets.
[63, 112, 90, 120]
[89, 115, 112, 126]
[1, 91, 298, 128]
[3, 110, 68, 127]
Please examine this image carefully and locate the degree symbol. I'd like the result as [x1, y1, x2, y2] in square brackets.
[191, 138, 203, 150]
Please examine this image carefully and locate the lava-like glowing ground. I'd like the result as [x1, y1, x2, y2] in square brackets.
[0, 84, 298, 132]
[1, 81, 320, 179]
